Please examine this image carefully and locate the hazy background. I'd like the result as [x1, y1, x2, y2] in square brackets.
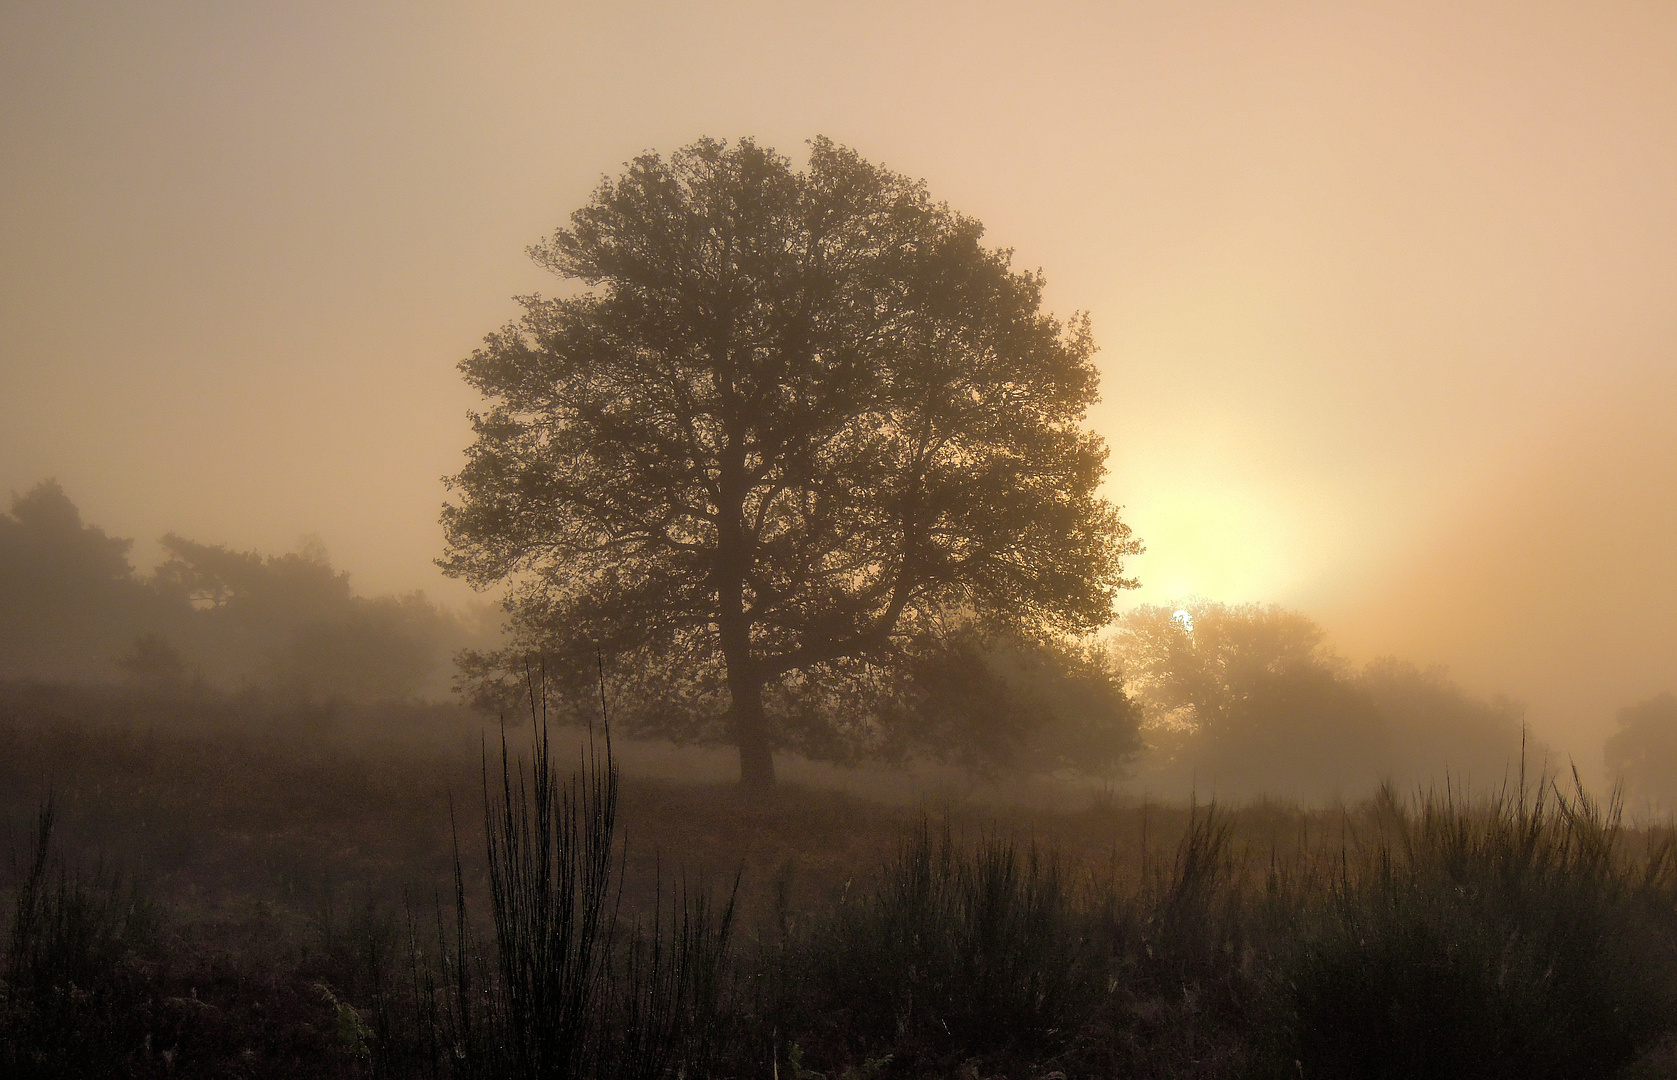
[3, 1, 1674, 777]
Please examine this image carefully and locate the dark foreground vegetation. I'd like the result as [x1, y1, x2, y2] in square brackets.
[7, 684, 1677, 1079]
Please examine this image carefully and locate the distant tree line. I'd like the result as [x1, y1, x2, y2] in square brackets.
[1113, 603, 1667, 811]
[0, 480, 491, 701]
[1113, 600, 1549, 802]
[8, 479, 1673, 801]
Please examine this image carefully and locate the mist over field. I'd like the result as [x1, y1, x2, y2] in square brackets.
[5, 4, 1677, 1077]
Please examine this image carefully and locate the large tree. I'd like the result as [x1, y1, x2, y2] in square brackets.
[440, 137, 1140, 789]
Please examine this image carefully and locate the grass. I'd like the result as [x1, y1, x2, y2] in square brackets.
[434, 684, 739, 1080]
[7, 680, 1677, 1078]
[1265, 778, 1677, 1079]
[3, 797, 154, 1077]
[482, 696, 619, 1080]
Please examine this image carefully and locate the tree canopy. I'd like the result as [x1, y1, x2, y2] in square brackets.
[440, 137, 1141, 788]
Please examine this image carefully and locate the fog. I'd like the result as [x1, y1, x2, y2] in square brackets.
[4, 3, 1676, 787]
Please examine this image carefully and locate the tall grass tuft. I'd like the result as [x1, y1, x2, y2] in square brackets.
[608, 872, 738, 1080]
[1267, 775, 1677, 1079]
[405, 672, 737, 1080]
[1145, 802, 1242, 989]
[776, 819, 1108, 1070]
[2, 796, 156, 1079]
[483, 688, 619, 1080]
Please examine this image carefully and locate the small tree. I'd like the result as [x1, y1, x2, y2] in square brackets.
[441, 137, 1140, 789]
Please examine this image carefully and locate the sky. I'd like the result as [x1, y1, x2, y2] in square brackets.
[3, 2, 1675, 770]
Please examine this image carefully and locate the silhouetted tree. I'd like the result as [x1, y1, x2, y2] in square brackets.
[440, 137, 1140, 789]
[1605, 692, 1677, 813]
[0, 480, 179, 679]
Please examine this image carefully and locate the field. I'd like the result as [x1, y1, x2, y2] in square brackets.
[5, 681, 1677, 1079]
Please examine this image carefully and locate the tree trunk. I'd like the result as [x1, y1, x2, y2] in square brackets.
[730, 669, 775, 792]
[716, 517, 772, 790]
[716, 424, 772, 789]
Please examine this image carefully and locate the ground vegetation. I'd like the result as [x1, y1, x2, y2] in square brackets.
[7, 685, 1677, 1079]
